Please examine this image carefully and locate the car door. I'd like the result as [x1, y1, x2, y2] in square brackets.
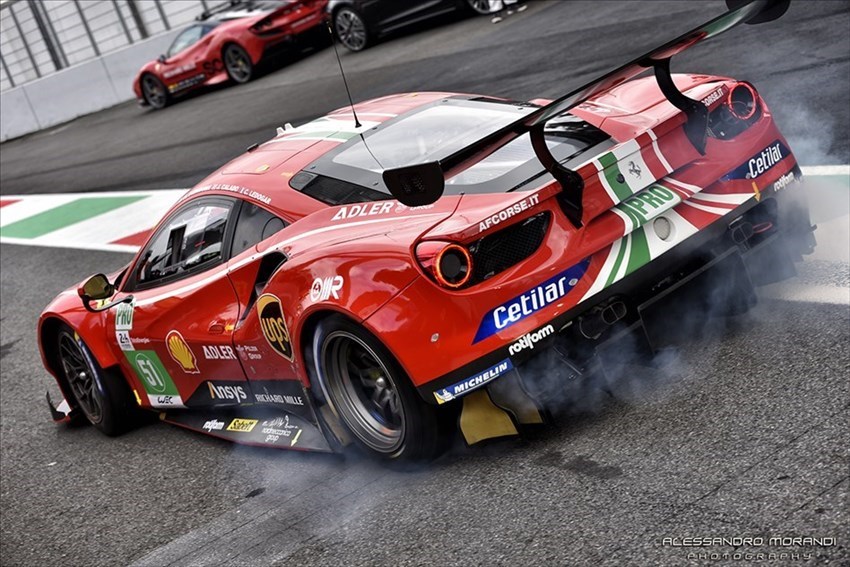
[160, 25, 207, 85]
[224, 202, 318, 417]
[111, 196, 249, 410]
[369, 0, 448, 31]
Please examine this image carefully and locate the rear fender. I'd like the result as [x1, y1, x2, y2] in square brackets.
[232, 240, 420, 386]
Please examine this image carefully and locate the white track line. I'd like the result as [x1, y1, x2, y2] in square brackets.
[801, 165, 850, 176]
[0, 236, 139, 254]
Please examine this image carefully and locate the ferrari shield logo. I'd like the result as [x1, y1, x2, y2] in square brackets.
[257, 294, 293, 361]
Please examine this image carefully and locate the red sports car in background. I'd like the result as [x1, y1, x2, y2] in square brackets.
[133, 0, 328, 109]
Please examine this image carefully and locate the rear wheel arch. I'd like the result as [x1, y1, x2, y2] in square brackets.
[299, 308, 416, 392]
[303, 311, 454, 460]
[299, 309, 348, 392]
[221, 42, 255, 83]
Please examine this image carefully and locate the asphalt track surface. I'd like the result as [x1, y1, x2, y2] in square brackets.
[1, 1, 848, 566]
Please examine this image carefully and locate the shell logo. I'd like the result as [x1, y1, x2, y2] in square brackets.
[166, 330, 199, 374]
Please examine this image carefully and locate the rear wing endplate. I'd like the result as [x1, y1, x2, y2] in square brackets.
[383, 0, 790, 225]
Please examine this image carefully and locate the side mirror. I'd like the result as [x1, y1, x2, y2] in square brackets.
[381, 161, 445, 207]
[79, 274, 114, 300]
[77, 274, 131, 313]
[157, 54, 167, 63]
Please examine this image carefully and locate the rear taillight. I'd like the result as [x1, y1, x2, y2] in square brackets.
[708, 82, 762, 140]
[416, 242, 473, 289]
[250, 18, 272, 32]
[415, 212, 550, 289]
[727, 82, 758, 120]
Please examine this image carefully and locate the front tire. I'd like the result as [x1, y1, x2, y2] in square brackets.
[464, 0, 494, 15]
[141, 73, 169, 109]
[333, 6, 370, 52]
[312, 315, 452, 461]
[223, 43, 254, 84]
[56, 326, 137, 436]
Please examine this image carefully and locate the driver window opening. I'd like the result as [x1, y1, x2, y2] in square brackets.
[136, 201, 232, 286]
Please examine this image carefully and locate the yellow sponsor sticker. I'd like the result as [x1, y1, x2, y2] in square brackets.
[257, 294, 293, 361]
[166, 330, 199, 374]
[227, 418, 258, 433]
[751, 180, 762, 202]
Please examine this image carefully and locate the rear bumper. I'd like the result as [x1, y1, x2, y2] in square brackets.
[416, 175, 816, 406]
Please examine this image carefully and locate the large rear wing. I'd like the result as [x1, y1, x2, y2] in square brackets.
[383, 0, 791, 226]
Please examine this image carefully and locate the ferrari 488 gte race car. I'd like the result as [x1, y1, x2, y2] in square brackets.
[133, 0, 328, 109]
[44, 0, 814, 461]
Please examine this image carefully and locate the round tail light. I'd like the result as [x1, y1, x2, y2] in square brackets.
[435, 244, 472, 288]
[727, 83, 758, 120]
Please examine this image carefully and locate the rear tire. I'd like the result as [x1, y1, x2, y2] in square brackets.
[223, 43, 254, 84]
[333, 6, 370, 52]
[312, 315, 453, 461]
[141, 73, 169, 109]
[56, 326, 138, 436]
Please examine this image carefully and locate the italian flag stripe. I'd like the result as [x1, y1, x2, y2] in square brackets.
[605, 236, 629, 288]
[647, 129, 674, 173]
[624, 227, 650, 276]
[597, 152, 633, 201]
[637, 132, 669, 179]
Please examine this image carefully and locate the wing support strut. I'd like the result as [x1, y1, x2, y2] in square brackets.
[652, 57, 710, 155]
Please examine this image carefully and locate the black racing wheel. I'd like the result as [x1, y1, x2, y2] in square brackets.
[56, 325, 138, 436]
[141, 73, 169, 110]
[223, 43, 254, 84]
[333, 6, 370, 52]
[311, 315, 454, 461]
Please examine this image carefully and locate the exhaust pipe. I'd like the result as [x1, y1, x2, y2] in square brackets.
[579, 300, 628, 339]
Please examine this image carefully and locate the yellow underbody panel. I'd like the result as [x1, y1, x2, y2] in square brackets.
[459, 390, 519, 445]
[487, 374, 545, 425]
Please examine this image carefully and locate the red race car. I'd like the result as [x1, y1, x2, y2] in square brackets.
[45, 0, 810, 461]
[133, 0, 328, 109]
